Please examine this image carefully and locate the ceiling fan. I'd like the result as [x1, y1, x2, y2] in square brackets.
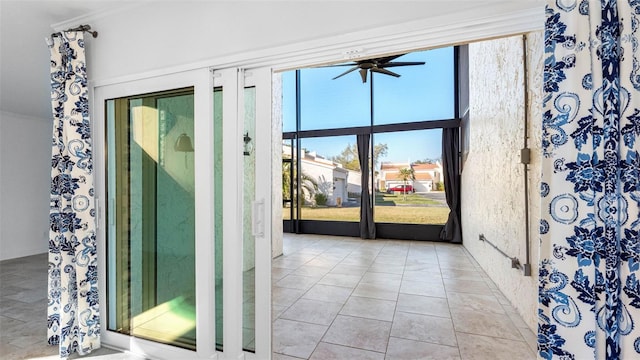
[330, 54, 425, 83]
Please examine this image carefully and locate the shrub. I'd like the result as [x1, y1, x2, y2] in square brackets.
[315, 193, 328, 206]
[435, 182, 445, 191]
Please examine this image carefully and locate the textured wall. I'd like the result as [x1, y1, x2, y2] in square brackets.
[461, 32, 543, 332]
[272, 73, 284, 258]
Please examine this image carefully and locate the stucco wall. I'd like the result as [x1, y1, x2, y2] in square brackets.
[272, 73, 284, 258]
[461, 32, 543, 332]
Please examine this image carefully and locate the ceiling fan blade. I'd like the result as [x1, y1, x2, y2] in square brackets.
[371, 67, 401, 78]
[375, 54, 404, 64]
[332, 66, 360, 80]
[381, 61, 426, 68]
[359, 68, 368, 83]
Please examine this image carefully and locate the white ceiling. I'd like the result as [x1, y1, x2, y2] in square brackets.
[0, 1, 123, 121]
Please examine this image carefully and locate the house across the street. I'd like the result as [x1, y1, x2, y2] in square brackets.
[378, 162, 443, 193]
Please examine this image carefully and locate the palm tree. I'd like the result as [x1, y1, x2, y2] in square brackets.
[397, 167, 415, 200]
[282, 161, 318, 206]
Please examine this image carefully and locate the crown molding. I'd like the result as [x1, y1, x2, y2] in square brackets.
[50, 2, 146, 32]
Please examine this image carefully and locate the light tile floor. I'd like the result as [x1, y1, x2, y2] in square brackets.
[0, 254, 145, 360]
[1, 234, 538, 360]
[272, 234, 537, 360]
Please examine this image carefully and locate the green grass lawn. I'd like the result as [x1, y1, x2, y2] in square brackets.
[283, 205, 449, 224]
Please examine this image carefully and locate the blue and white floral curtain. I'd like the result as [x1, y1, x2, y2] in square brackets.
[47, 31, 100, 357]
[539, 1, 640, 359]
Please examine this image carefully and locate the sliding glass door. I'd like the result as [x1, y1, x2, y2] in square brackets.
[96, 67, 272, 359]
[106, 88, 197, 349]
[214, 67, 273, 359]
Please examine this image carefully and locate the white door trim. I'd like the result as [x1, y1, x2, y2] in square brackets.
[244, 67, 273, 360]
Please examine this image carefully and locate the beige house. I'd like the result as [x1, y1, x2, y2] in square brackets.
[283, 145, 361, 206]
[378, 161, 443, 192]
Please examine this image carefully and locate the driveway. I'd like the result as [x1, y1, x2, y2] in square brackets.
[417, 191, 447, 206]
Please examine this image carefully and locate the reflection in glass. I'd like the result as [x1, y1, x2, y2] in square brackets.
[282, 139, 295, 221]
[243, 87, 256, 352]
[374, 129, 449, 224]
[107, 88, 196, 349]
[298, 136, 361, 221]
[213, 88, 224, 350]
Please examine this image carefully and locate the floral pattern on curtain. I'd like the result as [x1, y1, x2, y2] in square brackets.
[47, 31, 100, 357]
[539, 1, 640, 359]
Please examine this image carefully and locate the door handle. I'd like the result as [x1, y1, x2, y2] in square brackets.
[252, 199, 264, 237]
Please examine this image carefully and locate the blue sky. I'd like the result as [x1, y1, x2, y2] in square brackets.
[282, 47, 454, 167]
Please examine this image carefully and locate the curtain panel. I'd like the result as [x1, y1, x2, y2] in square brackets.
[47, 31, 100, 357]
[357, 134, 376, 239]
[539, 1, 640, 359]
[440, 127, 462, 243]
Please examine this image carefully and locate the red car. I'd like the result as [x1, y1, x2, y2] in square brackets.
[387, 184, 415, 194]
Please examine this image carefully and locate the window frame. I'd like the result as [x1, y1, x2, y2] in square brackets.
[282, 46, 465, 241]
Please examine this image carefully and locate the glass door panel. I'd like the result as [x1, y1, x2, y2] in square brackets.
[100, 67, 271, 359]
[242, 86, 256, 352]
[213, 87, 224, 350]
[106, 88, 196, 350]
[213, 67, 272, 359]
[243, 68, 273, 358]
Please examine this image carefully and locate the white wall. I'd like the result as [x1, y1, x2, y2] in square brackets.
[0, 111, 51, 260]
[461, 32, 543, 332]
[346, 169, 361, 195]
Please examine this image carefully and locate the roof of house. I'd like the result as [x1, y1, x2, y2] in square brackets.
[380, 162, 441, 173]
[414, 173, 434, 181]
[380, 162, 409, 171]
[385, 172, 433, 181]
[412, 163, 440, 171]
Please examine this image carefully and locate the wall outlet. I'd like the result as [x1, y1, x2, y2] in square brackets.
[520, 148, 531, 164]
[523, 263, 532, 276]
